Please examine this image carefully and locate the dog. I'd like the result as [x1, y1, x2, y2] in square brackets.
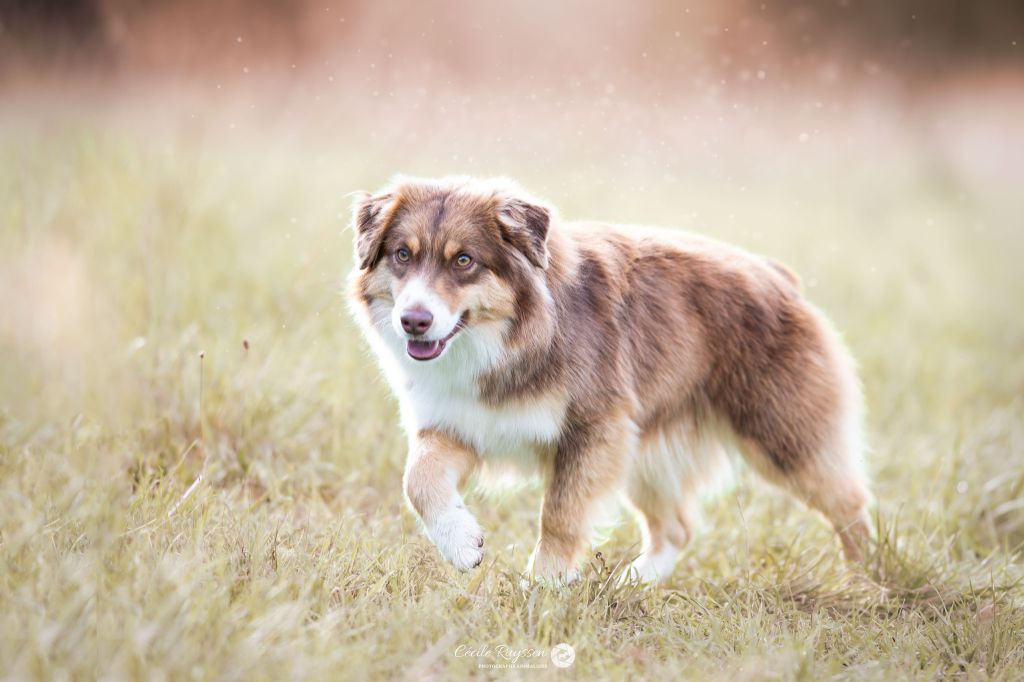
[348, 176, 872, 583]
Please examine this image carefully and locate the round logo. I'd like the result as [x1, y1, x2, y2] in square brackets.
[550, 642, 575, 668]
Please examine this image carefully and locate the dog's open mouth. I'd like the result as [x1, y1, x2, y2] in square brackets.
[406, 315, 466, 361]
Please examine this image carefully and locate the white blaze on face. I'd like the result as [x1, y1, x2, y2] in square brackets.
[391, 276, 461, 341]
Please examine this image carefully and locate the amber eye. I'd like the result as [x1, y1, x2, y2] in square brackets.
[395, 247, 411, 263]
[454, 253, 473, 269]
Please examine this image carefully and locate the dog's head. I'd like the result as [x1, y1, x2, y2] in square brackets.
[351, 176, 551, 362]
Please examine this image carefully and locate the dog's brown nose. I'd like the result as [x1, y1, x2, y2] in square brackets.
[400, 308, 433, 335]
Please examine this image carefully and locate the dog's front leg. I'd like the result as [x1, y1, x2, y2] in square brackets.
[527, 415, 632, 584]
[404, 429, 484, 571]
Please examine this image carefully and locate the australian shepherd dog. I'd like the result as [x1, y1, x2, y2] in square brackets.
[349, 176, 872, 583]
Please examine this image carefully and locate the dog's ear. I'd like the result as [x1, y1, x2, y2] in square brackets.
[352, 190, 399, 270]
[496, 193, 551, 269]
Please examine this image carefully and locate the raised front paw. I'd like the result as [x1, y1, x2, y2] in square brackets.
[427, 506, 485, 571]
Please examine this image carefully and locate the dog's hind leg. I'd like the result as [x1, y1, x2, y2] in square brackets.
[623, 423, 731, 583]
[740, 435, 873, 560]
[733, 392, 873, 561]
[622, 479, 695, 583]
[714, 303, 874, 561]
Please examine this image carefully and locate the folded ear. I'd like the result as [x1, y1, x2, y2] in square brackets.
[496, 194, 551, 269]
[352, 190, 399, 270]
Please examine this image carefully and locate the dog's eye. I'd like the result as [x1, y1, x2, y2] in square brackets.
[395, 247, 411, 263]
[454, 253, 473, 269]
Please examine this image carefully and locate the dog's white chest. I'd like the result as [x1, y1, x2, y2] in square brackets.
[402, 382, 565, 458]
[367, 321, 566, 460]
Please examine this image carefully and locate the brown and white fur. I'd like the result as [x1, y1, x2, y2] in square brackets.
[348, 176, 872, 584]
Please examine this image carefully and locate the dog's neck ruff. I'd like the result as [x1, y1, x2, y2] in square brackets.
[363, 285, 565, 460]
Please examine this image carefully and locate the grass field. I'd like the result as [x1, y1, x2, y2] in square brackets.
[1, 90, 1023, 680]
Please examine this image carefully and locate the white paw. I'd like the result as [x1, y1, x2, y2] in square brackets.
[620, 558, 662, 585]
[621, 543, 681, 585]
[427, 506, 484, 571]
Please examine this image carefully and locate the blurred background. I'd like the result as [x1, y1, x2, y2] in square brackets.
[1, 0, 1022, 480]
[2, 0, 1021, 416]
[1, 2, 1023, 677]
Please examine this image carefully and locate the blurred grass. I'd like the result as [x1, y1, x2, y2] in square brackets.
[0, 100, 1022, 680]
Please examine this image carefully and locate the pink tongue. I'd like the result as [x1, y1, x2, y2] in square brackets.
[407, 338, 445, 360]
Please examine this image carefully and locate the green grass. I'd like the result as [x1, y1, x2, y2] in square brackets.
[1, 105, 1022, 680]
